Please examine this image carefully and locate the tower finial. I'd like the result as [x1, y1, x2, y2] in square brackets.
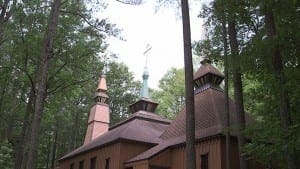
[140, 44, 152, 98]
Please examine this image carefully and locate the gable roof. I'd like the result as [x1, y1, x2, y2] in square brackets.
[59, 111, 170, 161]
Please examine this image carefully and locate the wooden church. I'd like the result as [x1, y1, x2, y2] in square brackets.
[58, 60, 261, 169]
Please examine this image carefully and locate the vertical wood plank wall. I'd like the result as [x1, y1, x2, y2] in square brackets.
[59, 143, 121, 169]
[59, 142, 152, 169]
[171, 137, 222, 169]
[130, 161, 149, 169]
[149, 149, 171, 167]
[120, 142, 153, 169]
[220, 136, 240, 169]
[220, 136, 265, 169]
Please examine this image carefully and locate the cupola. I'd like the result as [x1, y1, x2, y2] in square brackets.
[129, 67, 158, 113]
[194, 58, 224, 91]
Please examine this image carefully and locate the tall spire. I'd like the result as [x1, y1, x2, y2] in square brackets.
[140, 44, 151, 98]
[129, 45, 158, 113]
[84, 75, 110, 144]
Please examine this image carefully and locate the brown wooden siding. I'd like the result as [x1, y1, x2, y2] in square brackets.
[170, 137, 222, 169]
[220, 136, 239, 169]
[59, 142, 152, 169]
[119, 142, 153, 169]
[125, 160, 149, 169]
[149, 149, 171, 168]
[59, 143, 121, 169]
[220, 136, 265, 169]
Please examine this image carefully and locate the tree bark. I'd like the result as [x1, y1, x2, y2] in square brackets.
[14, 89, 35, 169]
[228, 20, 248, 169]
[221, 12, 231, 169]
[25, 0, 62, 168]
[264, 9, 296, 169]
[180, 1, 196, 169]
[51, 122, 59, 169]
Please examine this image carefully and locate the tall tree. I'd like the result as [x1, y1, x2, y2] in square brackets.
[264, 4, 297, 169]
[228, 19, 248, 169]
[219, 1, 231, 169]
[180, 1, 196, 169]
[26, 0, 62, 168]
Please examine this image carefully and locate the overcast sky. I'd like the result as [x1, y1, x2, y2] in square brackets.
[100, 1, 204, 88]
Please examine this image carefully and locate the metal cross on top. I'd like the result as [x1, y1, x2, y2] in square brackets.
[143, 44, 152, 69]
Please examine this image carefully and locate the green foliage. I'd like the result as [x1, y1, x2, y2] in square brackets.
[0, 140, 13, 169]
[151, 68, 185, 119]
[0, 0, 138, 168]
[106, 61, 141, 124]
[194, 0, 300, 167]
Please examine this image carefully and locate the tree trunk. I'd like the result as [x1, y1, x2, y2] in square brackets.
[221, 12, 231, 169]
[264, 9, 296, 169]
[25, 0, 62, 168]
[180, 1, 196, 169]
[51, 122, 59, 169]
[14, 89, 35, 169]
[228, 20, 248, 169]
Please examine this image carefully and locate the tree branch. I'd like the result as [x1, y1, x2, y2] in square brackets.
[47, 74, 97, 95]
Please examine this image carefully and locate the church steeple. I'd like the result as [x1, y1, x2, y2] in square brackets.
[84, 75, 110, 144]
[129, 46, 158, 113]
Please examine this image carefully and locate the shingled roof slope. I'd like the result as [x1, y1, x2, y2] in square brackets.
[59, 111, 170, 161]
[126, 87, 254, 163]
[194, 63, 224, 80]
[160, 87, 252, 139]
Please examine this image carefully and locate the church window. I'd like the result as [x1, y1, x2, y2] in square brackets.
[201, 153, 209, 169]
[105, 158, 110, 169]
[90, 157, 96, 169]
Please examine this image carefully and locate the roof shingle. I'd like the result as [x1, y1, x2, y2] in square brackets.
[59, 111, 170, 161]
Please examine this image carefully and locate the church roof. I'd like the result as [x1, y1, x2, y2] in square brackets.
[194, 62, 224, 80]
[125, 61, 254, 163]
[59, 111, 170, 161]
[126, 87, 253, 163]
[60, 60, 255, 165]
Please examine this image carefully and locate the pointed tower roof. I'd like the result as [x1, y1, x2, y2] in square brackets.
[96, 75, 107, 92]
[94, 75, 109, 103]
